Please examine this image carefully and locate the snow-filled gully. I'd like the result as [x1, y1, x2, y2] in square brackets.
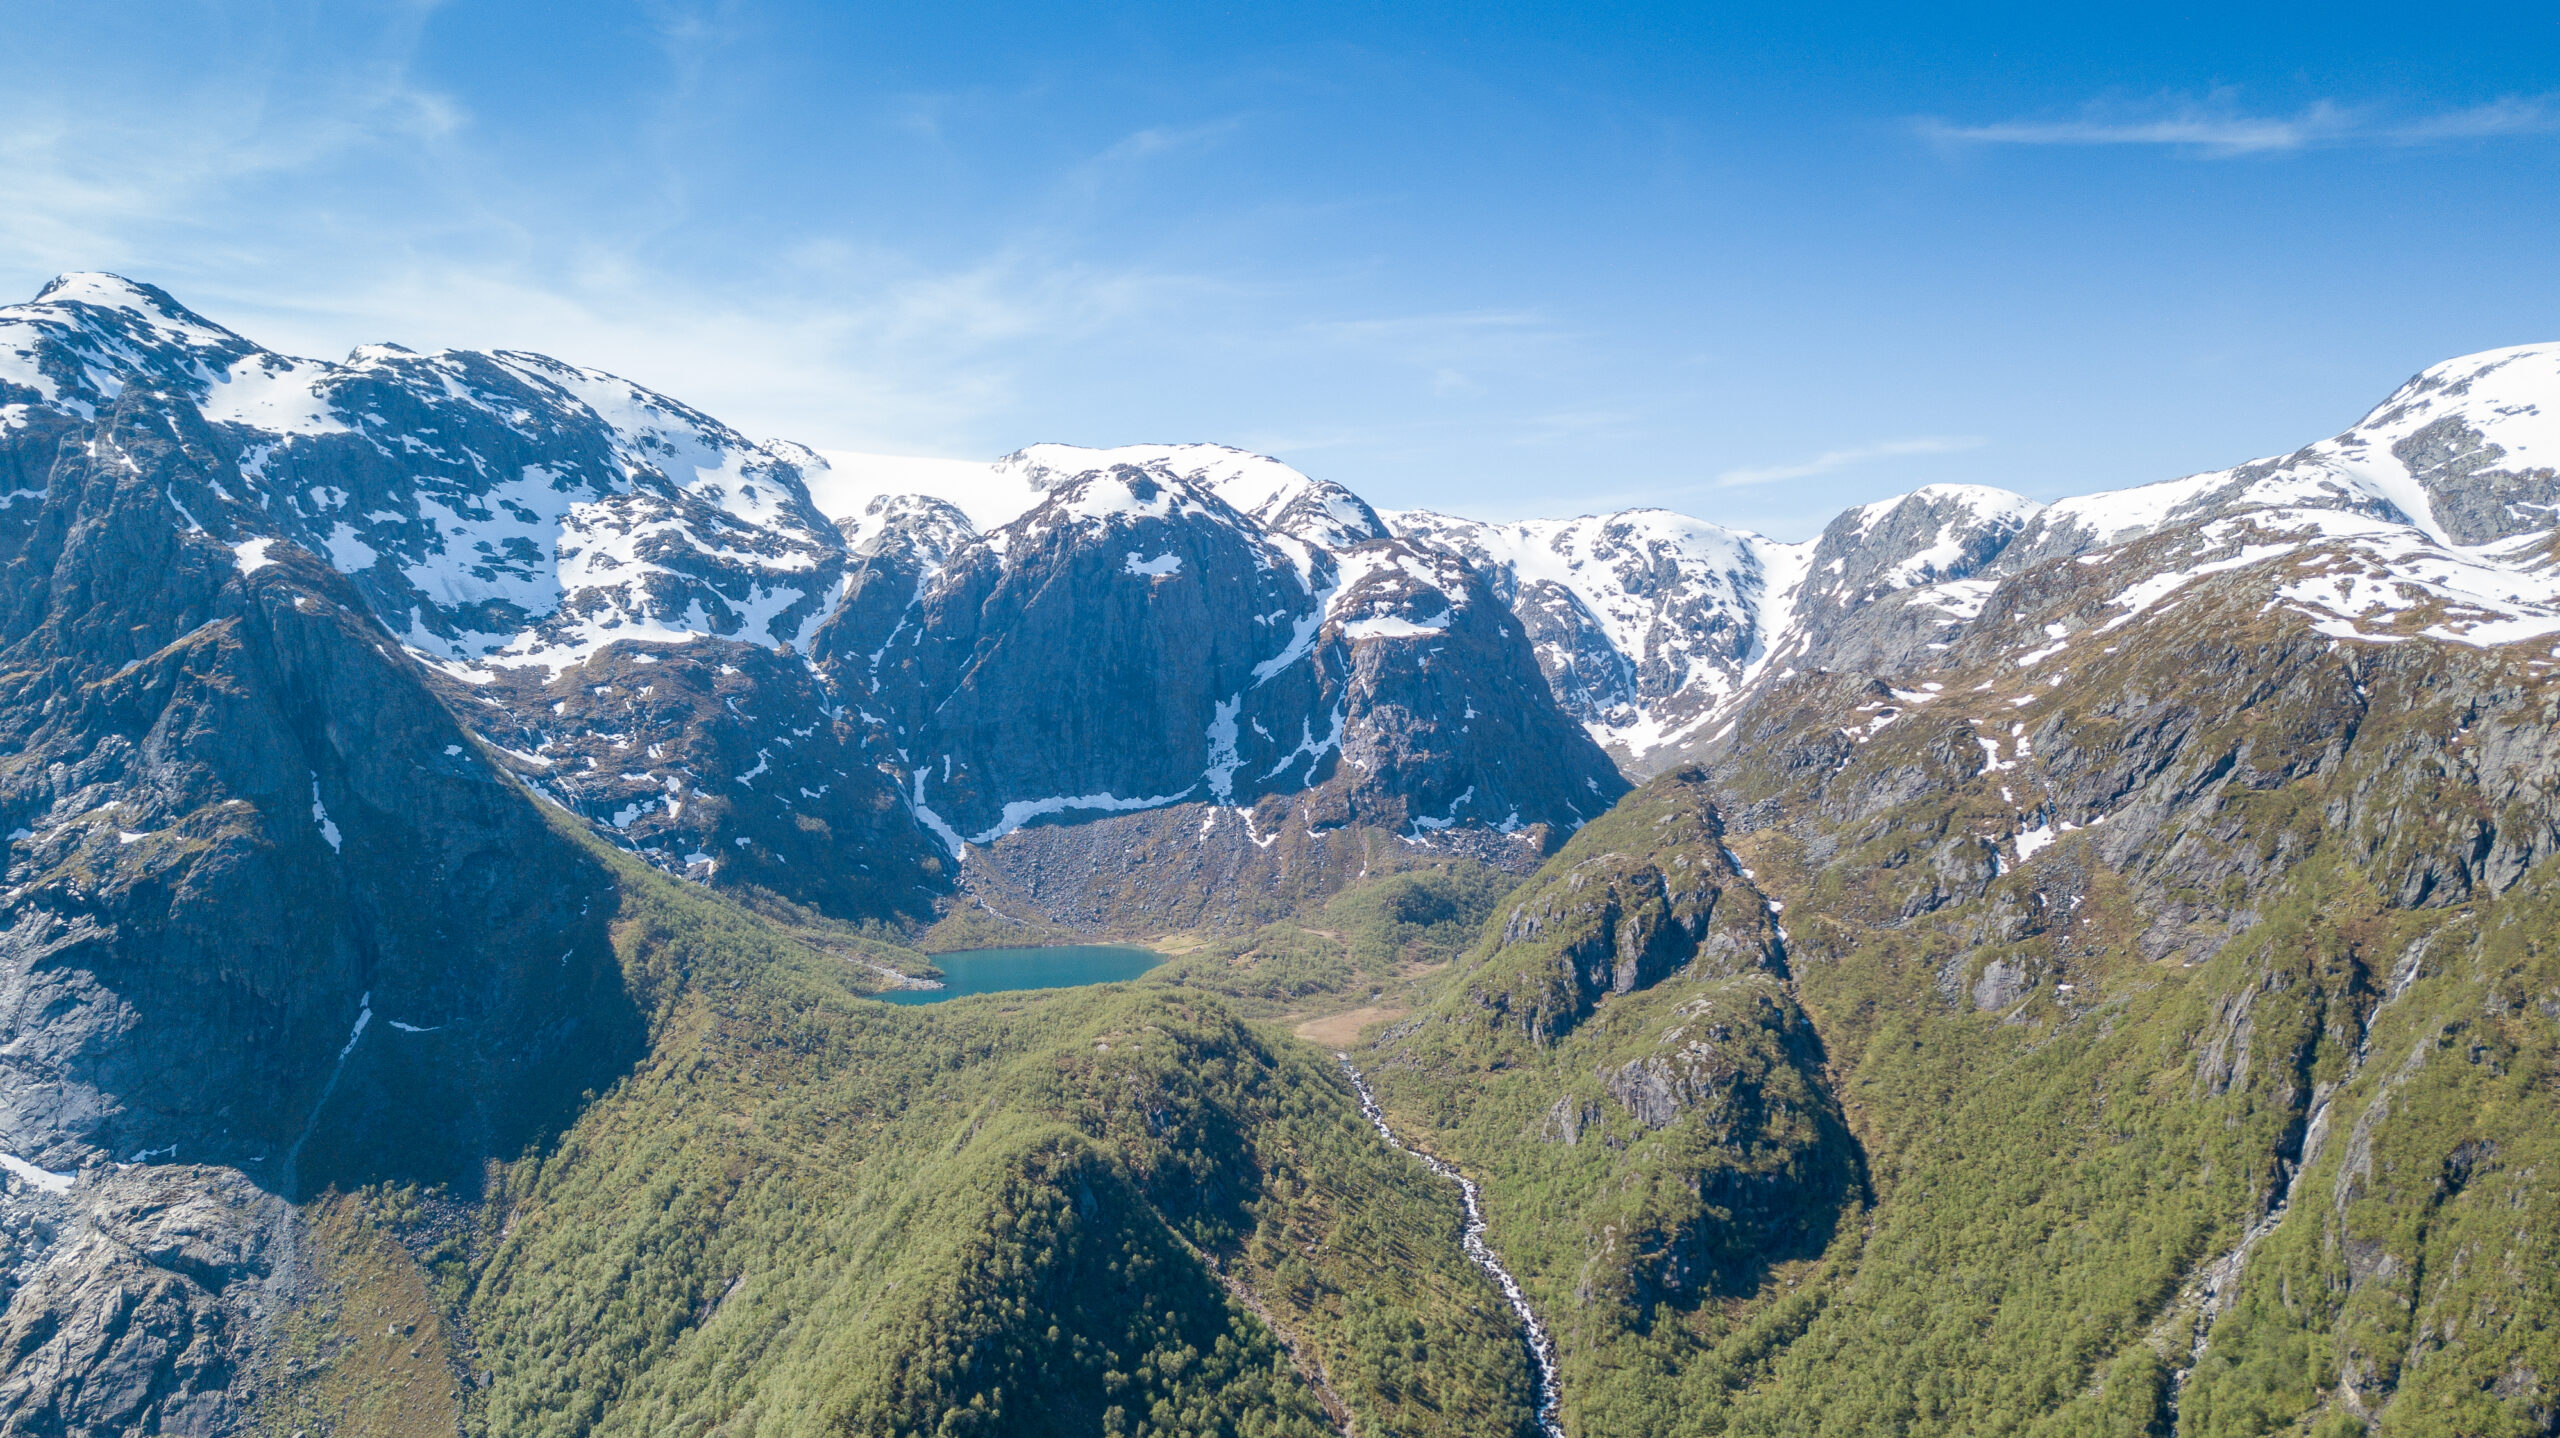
[1338, 1056, 1565, 1438]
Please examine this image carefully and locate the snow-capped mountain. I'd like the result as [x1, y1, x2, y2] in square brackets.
[0, 273, 942, 918]
[0, 276, 1631, 927]
[1383, 347, 2560, 776]
[1382, 509, 1802, 762]
[812, 452, 1624, 848]
[1830, 343, 2560, 672]
[816, 441, 1391, 554]
[10, 267, 2560, 1435]
[0, 274, 844, 672]
[1382, 487, 2044, 768]
[2016, 343, 2560, 560]
[795, 345, 2560, 785]
[12, 272, 2560, 922]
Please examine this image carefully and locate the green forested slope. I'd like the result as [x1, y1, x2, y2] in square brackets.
[1358, 580, 2560, 1438]
[1364, 773, 1867, 1435]
[265, 843, 1538, 1438]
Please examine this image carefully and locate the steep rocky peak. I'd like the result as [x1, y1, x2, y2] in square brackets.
[1325, 535, 1474, 636]
[1772, 483, 2043, 642]
[3, 273, 274, 421]
[812, 441, 1388, 557]
[1030, 462, 1186, 523]
[2319, 341, 2560, 546]
[27, 272, 239, 339]
[1388, 508, 1775, 608]
[1004, 441, 1388, 547]
[1822, 484, 2042, 592]
[3, 283, 849, 675]
[845, 492, 975, 563]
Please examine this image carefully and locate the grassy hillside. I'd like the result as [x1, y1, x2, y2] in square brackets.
[1143, 861, 1517, 1021]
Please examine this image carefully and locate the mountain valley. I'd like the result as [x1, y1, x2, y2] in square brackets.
[1, 275, 2557, 1436]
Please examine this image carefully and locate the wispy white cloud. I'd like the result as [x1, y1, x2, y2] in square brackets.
[1300, 309, 1563, 399]
[1716, 435, 1983, 487]
[0, 7, 1243, 460]
[1918, 94, 2560, 158]
[1303, 309, 1550, 354]
[2389, 95, 2560, 141]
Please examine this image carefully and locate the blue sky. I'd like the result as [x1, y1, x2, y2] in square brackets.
[3, 1, 2556, 536]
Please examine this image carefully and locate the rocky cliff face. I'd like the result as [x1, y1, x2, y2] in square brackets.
[811, 447, 1629, 863]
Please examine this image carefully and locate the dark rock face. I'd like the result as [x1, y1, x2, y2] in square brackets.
[0, 384, 639, 1195]
[1735, 484, 2045, 689]
[432, 636, 944, 922]
[0, 1166, 296, 1437]
[820, 462, 1628, 853]
[954, 799, 1548, 937]
[1791, 485, 2039, 631]
[0, 380, 648, 1433]
[2390, 413, 2560, 546]
[823, 466, 1330, 836]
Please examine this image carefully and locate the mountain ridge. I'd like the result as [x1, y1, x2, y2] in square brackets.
[7, 271, 2560, 1436]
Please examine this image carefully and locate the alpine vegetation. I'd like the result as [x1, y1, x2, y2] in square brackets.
[3, 275, 2558, 1437]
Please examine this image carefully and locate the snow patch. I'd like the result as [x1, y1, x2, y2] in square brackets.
[1341, 612, 1451, 640]
[969, 788, 1200, 845]
[309, 776, 342, 852]
[232, 537, 280, 574]
[0, 1154, 74, 1194]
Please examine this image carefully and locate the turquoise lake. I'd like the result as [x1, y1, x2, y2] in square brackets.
[876, 944, 1165, 1004]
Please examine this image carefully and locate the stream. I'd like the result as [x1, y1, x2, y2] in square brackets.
[1337, 1055, 1565, 1438]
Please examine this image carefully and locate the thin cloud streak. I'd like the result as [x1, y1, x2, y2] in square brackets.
[0, 12, 1240, 462]
[1716, 435, 1984, 488]
[1919, 95, 2560, 157]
